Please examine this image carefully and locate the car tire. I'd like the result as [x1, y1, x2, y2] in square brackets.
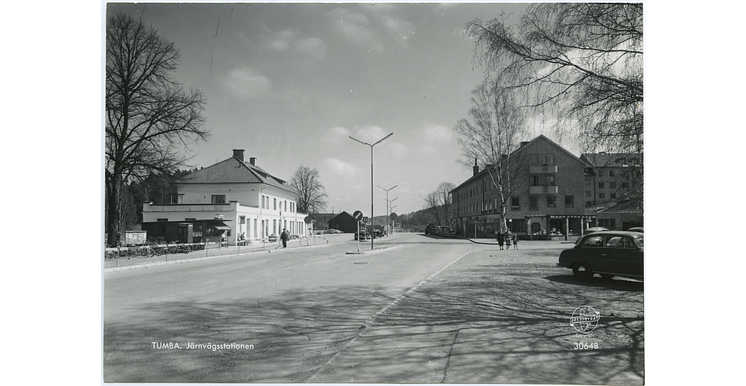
[572, 262, 594, 280]
[600, 274, 615, 280]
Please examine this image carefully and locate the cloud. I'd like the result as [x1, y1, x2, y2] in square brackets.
[266, 29, 296, 51]
[353, 125, 389, 142]
[224, 67, 271, 98]
[421, 124, 453, 144]
[328, 7, 384, 52]
[323, 157, 357, 178]
[294, 37, 327, 60]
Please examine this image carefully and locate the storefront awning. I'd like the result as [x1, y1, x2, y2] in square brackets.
[212, 223, 231, 231]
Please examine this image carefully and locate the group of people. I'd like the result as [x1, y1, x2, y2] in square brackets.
[497, 231, 519, 250]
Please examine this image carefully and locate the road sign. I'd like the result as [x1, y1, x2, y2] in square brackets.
[304, 216, 313, 224]
[353, 211, 363, 221]
[390, 212, 398, 220]
[362, 216, 368, 224]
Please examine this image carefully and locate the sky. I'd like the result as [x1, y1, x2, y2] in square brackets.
[105, 1, 580, 216]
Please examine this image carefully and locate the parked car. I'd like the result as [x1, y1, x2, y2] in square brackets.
[557, 231, 643, 281]
[268, 233, 278, 242]
[425, 224, 437, 235]
[354, 231, 368, 241]
[583, 227, 609, 235]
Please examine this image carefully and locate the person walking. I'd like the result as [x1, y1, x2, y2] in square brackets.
[512, 233, 519, 249]
[280, 228, 289, 248]
[497, 232, 504, 250]
[505, 231, 511, 249]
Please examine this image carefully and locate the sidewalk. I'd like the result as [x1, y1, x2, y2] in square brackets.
[310, 245, 644, 384]
[103, 237, 330, 272]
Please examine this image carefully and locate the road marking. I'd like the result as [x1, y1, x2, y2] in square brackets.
[305, 251, 472, 383]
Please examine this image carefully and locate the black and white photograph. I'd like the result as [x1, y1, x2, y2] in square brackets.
[101, 1, 647, 384]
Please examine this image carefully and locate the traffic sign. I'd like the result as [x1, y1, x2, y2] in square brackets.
[362, 216, 368, 224]
[353, 210, 363, 221]
[390, 212, 398, 220]
[304, 216, 313, 224]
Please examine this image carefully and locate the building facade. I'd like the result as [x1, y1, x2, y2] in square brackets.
[580, 153, 643, 206]
[141, 149, 307, 245]
[327, 211, 358, 233]
[580, 152, 643, 231]
[451, 135, 595, 240]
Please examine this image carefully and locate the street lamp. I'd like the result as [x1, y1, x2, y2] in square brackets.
[378, 184, 397, 237]
[350, 132, 393, 250]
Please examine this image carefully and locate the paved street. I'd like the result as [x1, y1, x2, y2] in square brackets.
[103, 233, 643, 384]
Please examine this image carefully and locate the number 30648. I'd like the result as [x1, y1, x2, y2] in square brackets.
[574, 342, 599, 350]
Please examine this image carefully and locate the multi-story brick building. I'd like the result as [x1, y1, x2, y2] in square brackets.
[580, 152, 643, 205]
[580, 152, 643, 230]
[450, 135, 595, 240]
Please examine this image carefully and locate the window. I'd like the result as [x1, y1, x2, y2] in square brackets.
[598, 170, 605, 178]
[606, 236, 635, 249]
[239, 216, 246, 224]
[211, 195, 226, 204]
[531, 176, 540, 186]
[543, 154, 555, 164]
[586, 190, 592, 197]
[157, 218, 168, 222]
[582, 236, 605, 247]
[564, 196, 574, 208]
[170, 194, 184, 204]
[585, 178, 591, 186]
[273, 198, 277, 210]
[545, 175, 555, 186]
[622, 182, 629, 189]
[511, 197, 520, 210]
[599, 193, 606, 199]
[185, 218, 196, 221]
[609, 182, 617, 189]
[609, 170, 616, 177]
[547, 196, 557, 208]
[529, 197, 538, 210]
[598, 219, 616, 228]
[611, 193, 617, 199]
[598, 182, 605, 189]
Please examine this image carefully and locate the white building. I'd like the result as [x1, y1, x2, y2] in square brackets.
[141, 149, 307, 245]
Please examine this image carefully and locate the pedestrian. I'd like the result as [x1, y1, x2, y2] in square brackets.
[497, 232, 504, 250]
[505, 232, 511, 249]
[280, 228, 289, 248]
[512, 233, 519, 249]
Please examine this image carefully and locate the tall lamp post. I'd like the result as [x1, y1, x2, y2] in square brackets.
[378, 184, 397, 236]
[350, 132, 393, 250]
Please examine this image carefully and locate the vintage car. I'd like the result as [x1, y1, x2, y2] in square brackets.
[557, 231, 643, 281]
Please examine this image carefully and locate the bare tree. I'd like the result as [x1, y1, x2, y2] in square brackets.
[290, 166, 328, 214]
[105, 14, 209, 247]
[455, 78, 527, 233]
[465, 3, 643, 155]
[423, 182, 456, 226]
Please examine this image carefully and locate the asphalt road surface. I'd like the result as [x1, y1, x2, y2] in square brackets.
[103, 233, 644, 384]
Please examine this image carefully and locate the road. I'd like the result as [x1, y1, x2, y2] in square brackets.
[103, 233, 644, 384]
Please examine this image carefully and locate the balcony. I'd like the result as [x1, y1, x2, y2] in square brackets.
[529, 185, 559, 194]
[529, 164, 558, 174]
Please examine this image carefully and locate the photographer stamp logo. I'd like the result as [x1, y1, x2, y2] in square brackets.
[570, 305, 600, 334]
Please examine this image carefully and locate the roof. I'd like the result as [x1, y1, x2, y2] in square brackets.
[451, 134, 587, 193]
[180, 156, 293, 193]
[580, 153, 643, 168]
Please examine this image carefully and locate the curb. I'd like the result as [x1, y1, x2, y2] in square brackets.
[345, 245, 404, 255]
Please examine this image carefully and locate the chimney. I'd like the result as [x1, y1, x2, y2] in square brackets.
[232, 149, 245, 162]
[249, 157, 257, 166]
[520, 141, 530, 148]
[473, 158, 479, 176]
